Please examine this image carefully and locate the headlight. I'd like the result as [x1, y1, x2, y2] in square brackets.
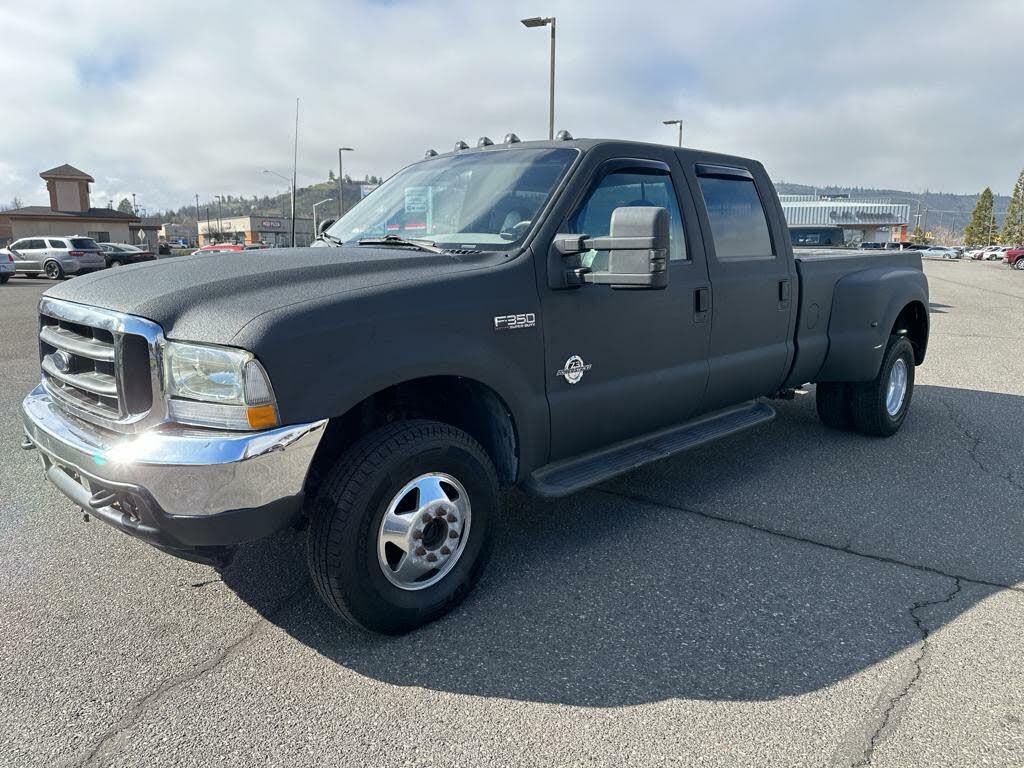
[163, 341, 279, 430]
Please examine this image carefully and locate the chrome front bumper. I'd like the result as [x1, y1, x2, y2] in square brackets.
[22, 384, 327, 552]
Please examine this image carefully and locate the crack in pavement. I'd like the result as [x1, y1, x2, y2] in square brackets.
[850, 578, 963, 767]
[596, 488, 1024, 595]
[941, 399, 1024, 495]
[76, 582, 309, 768]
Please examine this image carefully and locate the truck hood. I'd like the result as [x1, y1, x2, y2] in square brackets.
[43, 246, 492, 343]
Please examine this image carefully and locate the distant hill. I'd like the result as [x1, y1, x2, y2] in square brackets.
[158, 174, 1006, 239]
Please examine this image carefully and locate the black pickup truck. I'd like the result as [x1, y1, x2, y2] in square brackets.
[22, 137, 929, 633]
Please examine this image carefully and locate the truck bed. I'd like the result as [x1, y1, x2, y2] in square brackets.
[785, 249, 925, 387]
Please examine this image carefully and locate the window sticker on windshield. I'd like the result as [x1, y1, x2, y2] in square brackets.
[402, 187, 433, 233]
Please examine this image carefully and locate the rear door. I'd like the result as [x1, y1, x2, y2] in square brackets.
[685, 162, 797, 411]
[538, 146, 712, 461]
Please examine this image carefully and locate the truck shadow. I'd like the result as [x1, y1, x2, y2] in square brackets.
[220, 384, 1020, 706]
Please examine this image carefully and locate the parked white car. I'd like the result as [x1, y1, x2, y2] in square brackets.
[919, 246, 958, 260]
[5, 236, 106, 279]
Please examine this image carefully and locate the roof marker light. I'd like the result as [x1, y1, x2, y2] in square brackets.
[503, 133, 521, 144]
[454, 140, 470, 151]
[424, 149, 438, 158]
[477, 136, 494, 148]
[555, 130, 574, 141]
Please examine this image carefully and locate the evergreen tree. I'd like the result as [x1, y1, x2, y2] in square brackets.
[1000, 169, 1024, 247]
[116, 198, 135, 214]
[910, 224, 927, 243]
[328, 169, 336, 181]
[963, 187, 996, 246]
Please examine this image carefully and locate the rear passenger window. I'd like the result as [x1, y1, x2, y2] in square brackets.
[47, 239, 66, 249]
[697, 176, 774, 260]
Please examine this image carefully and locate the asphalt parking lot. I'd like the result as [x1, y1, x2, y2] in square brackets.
[1, 261, 1022, 768]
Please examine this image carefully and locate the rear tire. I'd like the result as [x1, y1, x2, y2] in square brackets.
[0, 274, 9, 284]
[849, 335, 916, 437]
[815, 382, 854, 430]
[109, 259, 123, 267]
[1014, 259, 1024, 270]
[43, 261, 64, 280]
[307, 419, 498, 634]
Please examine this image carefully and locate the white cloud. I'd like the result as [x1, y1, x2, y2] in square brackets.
[2, 0, 1023, 212]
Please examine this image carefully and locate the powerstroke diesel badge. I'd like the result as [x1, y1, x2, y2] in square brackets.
[494, 313, 536, 331]
[556, 355, 592, 384]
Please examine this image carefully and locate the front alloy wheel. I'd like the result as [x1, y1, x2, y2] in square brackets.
[308, 420, 497, 634]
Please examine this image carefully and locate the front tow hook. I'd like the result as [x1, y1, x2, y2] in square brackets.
[20, 435, 35, 451]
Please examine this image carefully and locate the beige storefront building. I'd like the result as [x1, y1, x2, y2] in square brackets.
[198, 213, 314, 247]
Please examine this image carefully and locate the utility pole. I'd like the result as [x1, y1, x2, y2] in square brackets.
[194, 194, 200, 247]
[291, 97, 299, 247]
[205, 206, 211, 245]
[131, 193, 137, 214]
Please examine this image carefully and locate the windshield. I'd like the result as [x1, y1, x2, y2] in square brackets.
[325, 148, 577, 250]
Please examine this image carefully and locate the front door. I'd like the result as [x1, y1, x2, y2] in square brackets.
[12, 238, 46, 272]
[538, 149, 712, 461]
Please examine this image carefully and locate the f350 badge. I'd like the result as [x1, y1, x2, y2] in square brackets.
[556, 355, 592, 385]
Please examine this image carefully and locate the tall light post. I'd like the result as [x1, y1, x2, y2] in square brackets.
[312, 198, 334, 236]
[663, 119, 683, 147]
[291, 97, 299, 247]
[521, 16, 556, 140]
[338, 147, 354, 218]
[214, 194, 225, 238]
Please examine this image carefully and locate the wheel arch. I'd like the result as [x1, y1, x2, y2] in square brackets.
[815, 266, 929, 382]
[305, 375, 521, 502]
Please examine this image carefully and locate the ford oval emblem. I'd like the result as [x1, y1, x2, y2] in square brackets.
[51, 350, 73, 374]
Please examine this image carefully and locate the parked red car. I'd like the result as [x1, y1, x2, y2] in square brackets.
[191, 243, 269, 255]
[1005, 246, 1024, 270]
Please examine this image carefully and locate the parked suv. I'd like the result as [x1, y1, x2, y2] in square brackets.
[5, 236, 106, 279]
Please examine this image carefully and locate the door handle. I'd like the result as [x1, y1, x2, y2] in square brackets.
[778, 278, 791, 306]
[694, 287, 711, 324]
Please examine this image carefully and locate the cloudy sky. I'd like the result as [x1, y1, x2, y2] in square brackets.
[2, 0, 1022, 212]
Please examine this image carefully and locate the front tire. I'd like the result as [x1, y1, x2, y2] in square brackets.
[0, 274, 9, 284]
[307, 420, 497, 634]
[849, 335, 916, 436]
[1014, 259, 1024, 271]
[109, 259, 123, 267]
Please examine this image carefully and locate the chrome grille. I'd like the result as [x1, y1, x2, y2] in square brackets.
[38, 297, 167, 432]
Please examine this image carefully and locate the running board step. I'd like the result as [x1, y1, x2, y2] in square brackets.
[526, 401, 775, 498]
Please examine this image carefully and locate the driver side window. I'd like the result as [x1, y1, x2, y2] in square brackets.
[568, 169, 687, 270]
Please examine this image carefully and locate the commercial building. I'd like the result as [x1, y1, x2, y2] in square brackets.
[0, 164, 161, 247]
[197, 214, 314, 247]
[778, 194, 910, 244]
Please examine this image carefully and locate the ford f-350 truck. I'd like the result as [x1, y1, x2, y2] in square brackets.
[21, 137, 929, 633]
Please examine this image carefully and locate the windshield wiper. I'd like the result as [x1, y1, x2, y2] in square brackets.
[357, 235, 444, 254]
[317, 232, 346, 247]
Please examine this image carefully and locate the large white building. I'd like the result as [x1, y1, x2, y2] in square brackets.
[779, 194, 910, 243]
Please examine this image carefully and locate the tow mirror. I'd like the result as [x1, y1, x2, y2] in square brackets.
[553, 206, 670, 289]
[317, 218, 335, 235]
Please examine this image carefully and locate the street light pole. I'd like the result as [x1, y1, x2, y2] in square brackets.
[663, 119, 683, 147]
[338, 147, 354, 218]
[194, 194, 200, 247]
[521, 16, 556, 140]
[313, 198, 334, 236]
